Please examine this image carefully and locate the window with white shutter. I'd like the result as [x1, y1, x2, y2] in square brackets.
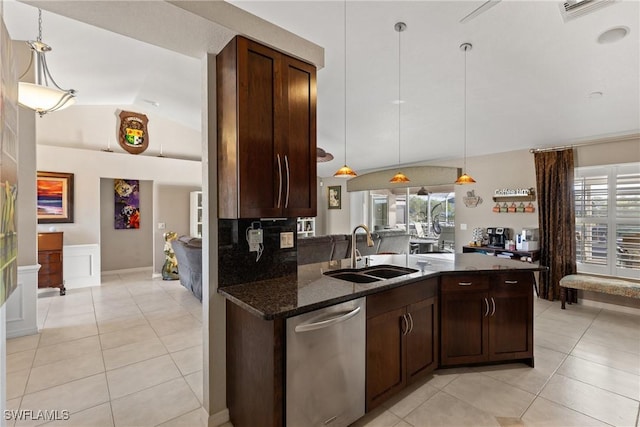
[575, 164, 640, 279]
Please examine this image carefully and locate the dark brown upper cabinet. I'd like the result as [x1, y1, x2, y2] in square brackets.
[217, 36, 317, 219]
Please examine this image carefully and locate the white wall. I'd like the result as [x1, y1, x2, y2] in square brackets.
[36, 105, 202, 160]
[100, 179, 153, 271]
[36, 145, 201, 272]
[452, 149, 539, 251]
[320, 177, 352, 234]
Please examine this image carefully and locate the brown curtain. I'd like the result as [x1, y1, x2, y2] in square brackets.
[534, 149, 577, 301]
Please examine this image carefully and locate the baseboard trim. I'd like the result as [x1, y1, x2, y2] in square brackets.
[7, 326, 38, 340]
[101, 266, 153, 276]
[208, 408, 230, 427]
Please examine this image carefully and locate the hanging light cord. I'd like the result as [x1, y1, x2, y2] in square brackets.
[344, 0, 348, 167]
[37, 8, 43, 43]
[463, 44, 467, 173]
[397, 23, 402, 167]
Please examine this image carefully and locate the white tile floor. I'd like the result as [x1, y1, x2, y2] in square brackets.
[5, 271, 207, 427]
[5, 273, 640, 427]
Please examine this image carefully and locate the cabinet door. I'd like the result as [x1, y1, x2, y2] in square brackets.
[440, 291, 489, 366]
[366, 307, 406, 411]
[489, 273, 534, 362]
[406, 297, 438, 383]
[237, 37, 283, 218]
[281, 56, 317, 217]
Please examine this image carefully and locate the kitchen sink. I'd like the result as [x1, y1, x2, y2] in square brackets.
[324, 264, 418, 283]
[361, 265, 418, 279]
[324, 272, 382, 283]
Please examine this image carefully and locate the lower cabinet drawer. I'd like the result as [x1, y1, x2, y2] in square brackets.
[492, 272, 535, 295]
[440, 274, 489, 293]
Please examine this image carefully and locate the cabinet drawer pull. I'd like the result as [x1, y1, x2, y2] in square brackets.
[284, 155, 290, 208]
[504, 280, 518, 284]
[401, 314, 409, 335]
[458, 282, 472, 286]
[276, 154, 283, 208]
[491, 297, 496, 316]
[484, 297, 490, 317]
[407, 313, 414, 334]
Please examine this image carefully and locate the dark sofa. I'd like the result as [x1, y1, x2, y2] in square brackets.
[171, 236, 203, 301]
[297, 230, 410, 265]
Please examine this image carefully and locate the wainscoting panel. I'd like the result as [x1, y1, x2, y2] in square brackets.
[64, 244, 101, 288]
[6, 265, 39, 338]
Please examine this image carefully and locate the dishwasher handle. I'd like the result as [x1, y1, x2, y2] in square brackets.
[294, 306, 362, 333]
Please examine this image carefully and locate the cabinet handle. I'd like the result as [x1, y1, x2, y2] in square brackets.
[401, 314, 409, 335]
[284, 155, 290, 208]
[491, 297, 496, 316]
[407, 313, 414, 334]
[504, 280, 518, 284]
[484, 298, 490, 317]
[276, 154, 283, 208]
[458, 282, 472, 286]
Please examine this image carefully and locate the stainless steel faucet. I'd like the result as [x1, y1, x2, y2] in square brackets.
[351, 224, 374, 268]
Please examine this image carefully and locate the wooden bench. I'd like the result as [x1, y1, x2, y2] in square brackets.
[559, 274, 640, 309]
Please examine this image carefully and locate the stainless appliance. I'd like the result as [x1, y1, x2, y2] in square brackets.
[286, 298, 366, 427]
[517, 228, 540, 251]
[486, 227, 510, 248]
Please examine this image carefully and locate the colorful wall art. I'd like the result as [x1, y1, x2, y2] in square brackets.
[37, 171, 74, 223]
[114, 179, 140, 229]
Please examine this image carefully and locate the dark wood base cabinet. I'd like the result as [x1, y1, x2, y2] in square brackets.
[440, 272, 534, 368]
[225, 270, 536, 426]
[37, 232, 65, 296]
[366, 278, 438, 412]
[226, 301, 284, 427]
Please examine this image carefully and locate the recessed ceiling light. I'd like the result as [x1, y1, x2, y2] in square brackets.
[597, 26, 629, 44]
[589, 91, 604, 99]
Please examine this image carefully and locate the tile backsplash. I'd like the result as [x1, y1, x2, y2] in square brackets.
[218, 218, 297, 287]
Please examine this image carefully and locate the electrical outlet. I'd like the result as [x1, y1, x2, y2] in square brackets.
[248, 229, 263, 252]
[280, 232, 294, 249]
[460, 223, 467, 230]
[158, 222, 166, 230]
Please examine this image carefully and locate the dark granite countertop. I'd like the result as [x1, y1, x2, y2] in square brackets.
[218, 253, 547, 320]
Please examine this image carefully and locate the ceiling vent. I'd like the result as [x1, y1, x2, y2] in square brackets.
[560, 0, 618, 22]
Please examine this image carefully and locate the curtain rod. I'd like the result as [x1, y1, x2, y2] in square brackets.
[529, 133, 639, 153]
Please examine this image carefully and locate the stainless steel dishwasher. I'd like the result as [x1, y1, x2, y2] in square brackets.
[286, 297, 366, 427]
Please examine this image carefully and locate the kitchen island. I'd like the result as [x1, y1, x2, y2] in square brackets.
[220, 253, 546, 427]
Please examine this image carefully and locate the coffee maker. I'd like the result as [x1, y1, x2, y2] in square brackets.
[486, 227, 510, 248]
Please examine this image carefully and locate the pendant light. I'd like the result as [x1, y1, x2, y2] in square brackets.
[455, 43, 476, 185]
[18, 9, 77, 117]
[334, 0, 357, 178]
[390, 22, 410, 184]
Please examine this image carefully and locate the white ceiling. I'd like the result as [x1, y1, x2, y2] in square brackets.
[4, 1, 639, 177]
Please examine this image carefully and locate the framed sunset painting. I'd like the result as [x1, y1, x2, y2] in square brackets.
[37, 171, 74, 223]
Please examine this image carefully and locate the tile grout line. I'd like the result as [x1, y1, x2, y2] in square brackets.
[517, 305, 602, 420]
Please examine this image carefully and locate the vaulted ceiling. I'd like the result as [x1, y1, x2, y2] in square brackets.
[5, 1, 639, 177]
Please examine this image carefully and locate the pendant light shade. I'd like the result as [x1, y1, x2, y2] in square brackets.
[455, 173, 476, 184]
[18, 10, 76, 117]
[390, 22, 409, 183]
[417, 186, 429, 195]
[334, 0, 357, 178]
[390, 172, 410, 183]
[334, 165, 358, 177]
[455, 42, 475, 185]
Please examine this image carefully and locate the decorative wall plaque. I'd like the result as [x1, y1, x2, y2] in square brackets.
[463, 190, 483, 208]
[118, 110, 149, 154]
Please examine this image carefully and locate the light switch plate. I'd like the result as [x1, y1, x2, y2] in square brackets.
[280, 232, 294, 249]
